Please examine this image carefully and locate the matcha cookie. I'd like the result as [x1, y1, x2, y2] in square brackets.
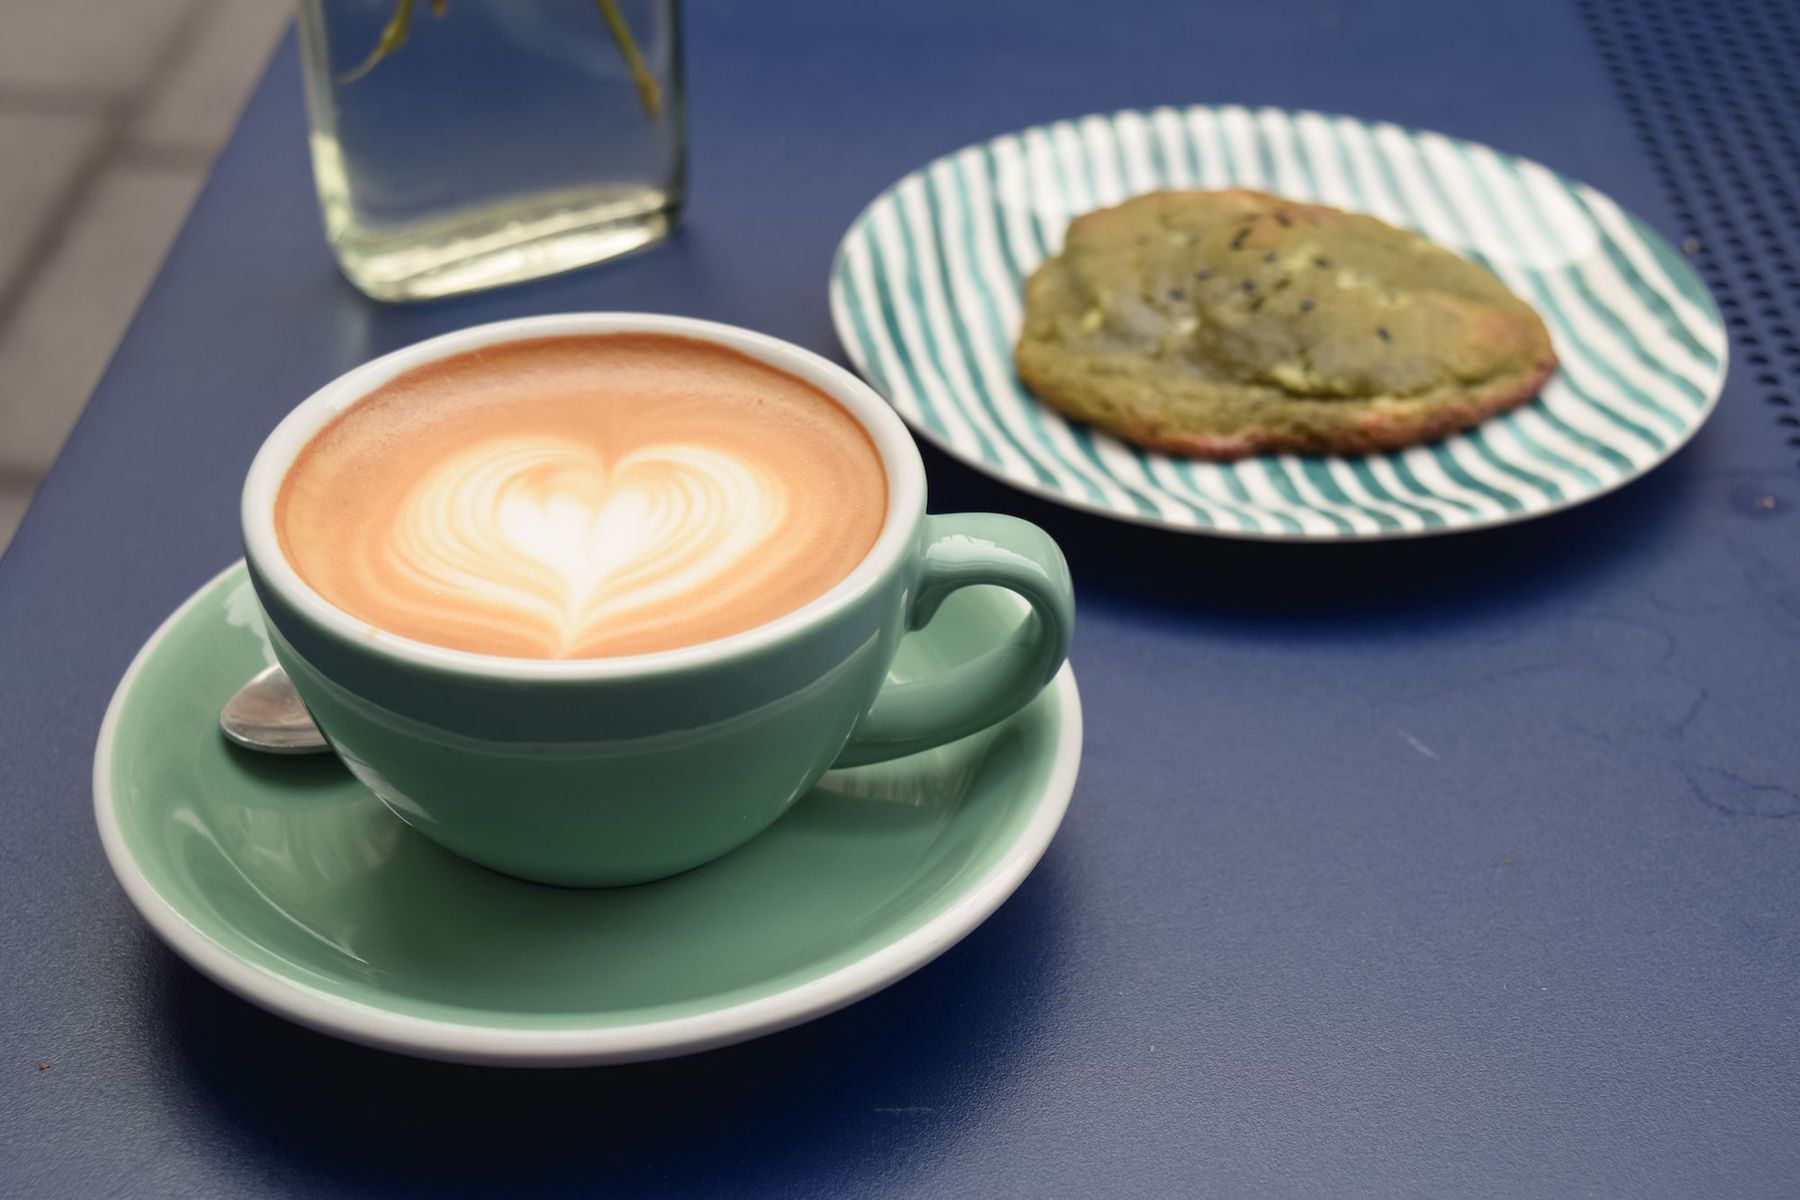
[1015, 190, 1559, 459]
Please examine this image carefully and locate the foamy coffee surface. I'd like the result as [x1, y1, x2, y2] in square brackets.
[276, 335, 887, 659]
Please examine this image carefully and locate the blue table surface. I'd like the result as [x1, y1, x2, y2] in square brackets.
[3, 2, 1797, 1196]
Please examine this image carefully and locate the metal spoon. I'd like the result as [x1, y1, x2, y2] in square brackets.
[220, 664, 330, 754]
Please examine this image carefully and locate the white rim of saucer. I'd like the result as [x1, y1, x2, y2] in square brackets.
[93, 561, 1083, 1067]
[240, 313, 930, 681]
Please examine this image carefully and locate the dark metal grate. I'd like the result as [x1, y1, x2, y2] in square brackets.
[1578, 0, 1800, 465]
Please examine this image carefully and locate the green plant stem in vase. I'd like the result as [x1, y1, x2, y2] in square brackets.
[298, 0, 686, 302]
[344, 0, 662, 118]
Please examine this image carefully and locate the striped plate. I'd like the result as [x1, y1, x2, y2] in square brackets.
[829, 106, 1727, 540]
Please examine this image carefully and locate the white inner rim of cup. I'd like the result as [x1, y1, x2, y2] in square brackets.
[241, 313, 927, 680]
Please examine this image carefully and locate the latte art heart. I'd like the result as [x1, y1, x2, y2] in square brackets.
[387, 438, 788, 657]
[276, 333, 886, 658]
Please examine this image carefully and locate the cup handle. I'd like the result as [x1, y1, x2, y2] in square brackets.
[835, 513, 1074, 768]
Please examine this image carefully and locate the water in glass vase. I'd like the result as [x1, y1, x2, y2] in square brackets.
[298, 0, 684, 302]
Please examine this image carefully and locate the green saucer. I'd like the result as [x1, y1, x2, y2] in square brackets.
[94, 563, 1080, 1066]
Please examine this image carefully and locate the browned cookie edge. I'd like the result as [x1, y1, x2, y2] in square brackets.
[1129, 352, 1561, 461]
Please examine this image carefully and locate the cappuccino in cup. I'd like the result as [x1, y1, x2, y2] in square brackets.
[243, 314, 1072, 885]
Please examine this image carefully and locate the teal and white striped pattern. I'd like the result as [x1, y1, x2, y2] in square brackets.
[829, 106, 1727, 540]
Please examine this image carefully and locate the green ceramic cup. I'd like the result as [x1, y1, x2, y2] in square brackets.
[241, 314, 1074, 887]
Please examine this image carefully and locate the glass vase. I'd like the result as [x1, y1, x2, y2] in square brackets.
[297, 0, 684, 302]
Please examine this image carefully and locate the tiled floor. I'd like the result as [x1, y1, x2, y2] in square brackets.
[0, 0, 290, 556]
